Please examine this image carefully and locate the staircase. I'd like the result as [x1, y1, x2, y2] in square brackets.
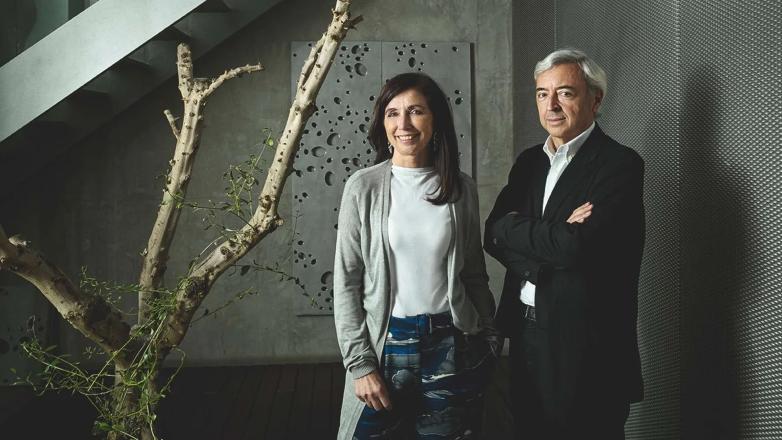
[0, 0, 284, 194]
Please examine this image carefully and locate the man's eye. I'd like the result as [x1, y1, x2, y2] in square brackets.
[536, 93, 547, 100]
[559, 91, 573, 98]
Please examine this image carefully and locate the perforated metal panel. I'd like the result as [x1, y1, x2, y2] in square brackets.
[679, 0, 782, 438]
[290, 41, 472, 315]
[289, 41, 380, 315]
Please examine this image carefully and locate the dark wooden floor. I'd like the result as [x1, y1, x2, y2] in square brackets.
[0, 363, 346, 440]
[157, 364, 346, 440]
[1, 360, 512, 439]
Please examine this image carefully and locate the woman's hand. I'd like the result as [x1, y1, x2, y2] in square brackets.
[567, 202, 593, 224]
[354, 370, 392, 411]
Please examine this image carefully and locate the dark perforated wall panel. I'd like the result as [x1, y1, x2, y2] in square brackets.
[514, 0, 781, 438]
[680, 0, 782, 438]
[511, 1, 555, 153]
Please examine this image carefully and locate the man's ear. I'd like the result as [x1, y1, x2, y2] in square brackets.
[592, 91, 604, 114]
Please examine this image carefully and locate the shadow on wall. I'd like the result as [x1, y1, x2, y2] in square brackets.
[0, 0, 37, 65]
[627, 66, 682, 439]
[680, 63, 742, 440]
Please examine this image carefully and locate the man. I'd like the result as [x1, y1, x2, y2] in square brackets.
[485, 49, 645, 439]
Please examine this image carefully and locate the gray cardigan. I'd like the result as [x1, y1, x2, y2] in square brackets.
[333, 160, 496, 439]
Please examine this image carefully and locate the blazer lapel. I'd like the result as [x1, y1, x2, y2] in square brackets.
[542, 125, 603, 219]
[530, 149, 549, 217]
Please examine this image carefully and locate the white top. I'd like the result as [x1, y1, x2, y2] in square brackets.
[520, 122, 595, 306]
[388, 165, 452, 317]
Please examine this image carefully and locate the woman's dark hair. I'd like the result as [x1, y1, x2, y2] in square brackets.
[368, 72, 461, 205]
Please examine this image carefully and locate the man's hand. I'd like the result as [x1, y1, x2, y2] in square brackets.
[354, 370, 392, 411]
[484, 333, 503, 358]
[567, 202, 593, 224]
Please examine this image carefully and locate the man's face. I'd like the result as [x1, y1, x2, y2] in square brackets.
[535, 63, 603, 148]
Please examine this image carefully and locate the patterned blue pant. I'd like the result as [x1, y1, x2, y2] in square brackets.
[353, 312, 492, 439]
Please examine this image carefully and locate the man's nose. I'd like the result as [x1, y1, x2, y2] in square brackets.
[547, 94, 561, 111]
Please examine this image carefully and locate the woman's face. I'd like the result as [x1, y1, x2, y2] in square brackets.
[383, 88, 434, 167]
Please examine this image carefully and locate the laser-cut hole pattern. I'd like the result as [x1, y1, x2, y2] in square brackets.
[290, 41, 472, 315]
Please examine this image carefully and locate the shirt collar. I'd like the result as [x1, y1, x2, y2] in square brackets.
[543, 122, 596, 163]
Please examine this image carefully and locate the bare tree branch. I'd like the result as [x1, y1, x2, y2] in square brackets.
[154, 0, 360, 355]
[203, 63, 264, 98]
[176, 45, 193, 99]
[163, 110, 179, 140]
[296, 38, 324, 92]
[0, 225, 133, 369]
[138, 45, 264, 324]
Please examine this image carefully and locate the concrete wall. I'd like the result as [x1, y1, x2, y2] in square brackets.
[0, 0, 83, 66]
[0, 0, 513, 372]
[1, 0, 36, 66]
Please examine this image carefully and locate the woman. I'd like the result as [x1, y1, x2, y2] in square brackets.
[334, 72, 498, 439]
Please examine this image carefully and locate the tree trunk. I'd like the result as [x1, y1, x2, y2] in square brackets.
[0, 2, 361, 439]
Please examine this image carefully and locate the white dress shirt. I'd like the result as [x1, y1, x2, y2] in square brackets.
[520, 122, 595, 306]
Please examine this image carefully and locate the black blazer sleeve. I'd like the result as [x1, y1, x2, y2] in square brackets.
[484, 150, 544, 284]
[490, 150, 644, 268]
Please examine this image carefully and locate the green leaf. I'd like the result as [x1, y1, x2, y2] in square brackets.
[94, 421, 112, 432]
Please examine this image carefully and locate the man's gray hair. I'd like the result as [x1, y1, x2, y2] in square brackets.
[534, 48, 608, 97]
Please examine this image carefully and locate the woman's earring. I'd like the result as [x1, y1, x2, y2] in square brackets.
[387, 143, 393, 155]
[431, 132, 440, 154]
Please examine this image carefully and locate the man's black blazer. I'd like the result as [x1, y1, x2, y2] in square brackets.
[485, 124, 645, 412]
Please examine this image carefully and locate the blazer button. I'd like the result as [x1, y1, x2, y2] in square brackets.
[523, 270, 530, 277]
[492, 237, 499, 245]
